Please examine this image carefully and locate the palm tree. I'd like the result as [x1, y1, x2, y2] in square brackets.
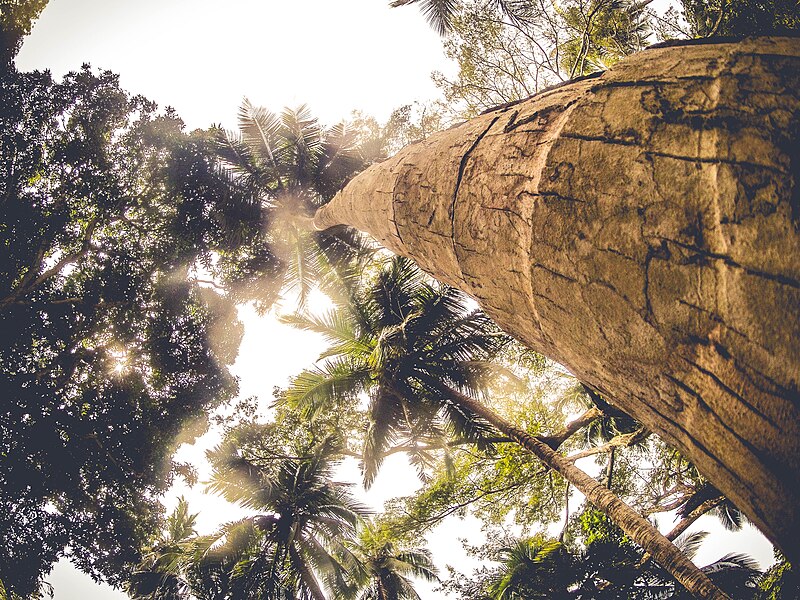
[478, 523, 761, 599]
[283, 256, 729, 599]
[308, 37, 800, 570]
[127, 497, 198, 600]
[487, 536, 578, 599]
[282, 255, 509, 486]
[213, 100, 374, 308]
[192, 439, 368, 600]
[347, 521, 439, 600]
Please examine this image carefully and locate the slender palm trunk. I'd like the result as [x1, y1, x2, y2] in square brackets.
[605, 447, 615, 489]
[377, 578, 389, 600]
[447, 387, 729, 600]
[637, 495, 726, 570]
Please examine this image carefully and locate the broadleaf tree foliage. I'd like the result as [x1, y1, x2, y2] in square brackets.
[0, 29, 376, 593]
[401, 0, 800, 119]
[0, 64, 258, 596]
[0, 0, 48, 65]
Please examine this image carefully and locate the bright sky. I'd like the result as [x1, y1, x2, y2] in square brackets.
[17, 2, 775, 598]
[17, 0, 445, 130]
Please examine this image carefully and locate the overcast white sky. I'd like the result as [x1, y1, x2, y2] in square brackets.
[17, 2, 775, 598]
[18, 0, 445, 130]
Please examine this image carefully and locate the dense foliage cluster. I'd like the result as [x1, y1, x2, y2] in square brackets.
[0, 64, 252, 596]
[409, 0, 800, 119]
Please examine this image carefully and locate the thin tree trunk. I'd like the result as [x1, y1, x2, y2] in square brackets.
[447, 387, 729, 600]
[314, 37, 800, 560]
[559, 482, 570, 543]
[665, 496, 725, 542]
[637, 495, 726, 569]
[605, 446, 615, 489]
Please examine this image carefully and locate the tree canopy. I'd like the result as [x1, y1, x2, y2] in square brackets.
[2, 2, 796, 599]
[0, 0, 48, 65]
[0, 64, 251, 596]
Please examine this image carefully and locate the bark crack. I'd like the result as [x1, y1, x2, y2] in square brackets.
[657, 237, 800, 290]
[643, 386, 763, 524]
[561, 132, 789, 175]
[665, 372, 782, 515]
[681, 355, 781, 430]
[449, 115, 502, 281]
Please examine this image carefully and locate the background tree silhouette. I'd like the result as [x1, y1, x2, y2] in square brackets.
[0, 64, 256, 597]
[188, 435, 368, 599]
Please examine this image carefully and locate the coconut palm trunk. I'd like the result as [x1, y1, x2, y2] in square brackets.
[313, 37, 800, 561]
[444, 386, 729, 599]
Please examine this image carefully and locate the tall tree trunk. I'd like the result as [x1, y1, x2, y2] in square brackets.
[314, 37, 800, 560]
[447, 387, 729, 600]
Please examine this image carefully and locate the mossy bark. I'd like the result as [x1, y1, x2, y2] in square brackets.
[316, 37, 800, 560]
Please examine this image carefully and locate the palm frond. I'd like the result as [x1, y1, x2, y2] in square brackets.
[280, 307, 360, 349]
[713, 502, 746, 532]
[193, 518, 259, 563]
[389, 0, 460, 35]
[280, 228, 323, 308]
[165, 497, 199, 543]
[238, 98, 283, 177]
[315, 122, 363, 202]
[672, 530, 708, 561]
[704, 552, 761, 574]
[283, 357, 371, 416]
[214, 127, 265, 187]
[204, 442, 277, 510]
[436, 391, 498, 449]
[363, 387, 405, 487]
[392, 550, 439, 582]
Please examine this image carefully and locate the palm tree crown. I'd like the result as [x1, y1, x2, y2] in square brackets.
[348, 521, 439, 600]
[283, 255, 510, 485]
[213, 100, 374, 308]
[195, 439, 369, 599]
[126, 497, 198, 600]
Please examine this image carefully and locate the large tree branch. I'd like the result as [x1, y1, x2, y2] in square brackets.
[566, 427, 650, 462]
[540, 405, 603, 449]
[1, 212, 103, 308]
[637, 495, 726, 569]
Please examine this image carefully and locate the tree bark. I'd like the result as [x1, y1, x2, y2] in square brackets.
[315, 37, 800, 561]
[637, 495, 727, 570]
[448, 387, 729, 599]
